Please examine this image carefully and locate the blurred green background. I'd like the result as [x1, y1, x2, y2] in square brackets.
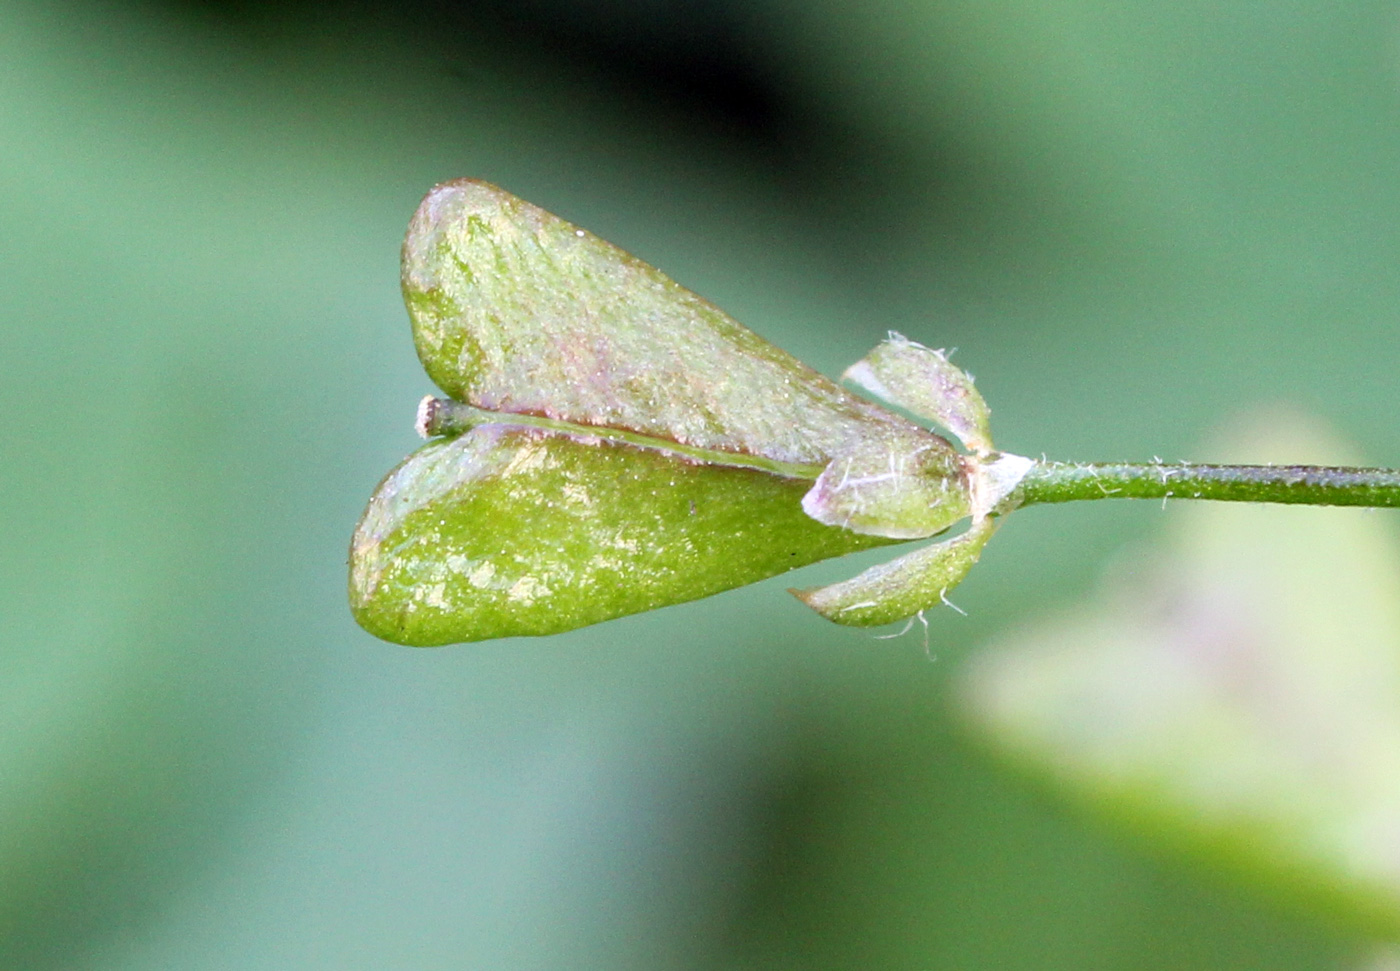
[4, 0, 1400, 967]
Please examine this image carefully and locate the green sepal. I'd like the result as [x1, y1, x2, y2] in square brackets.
[799, 427, 971, 539]
[791, 516, 999, 627]
[843, 334, 994, 455]
[350, 427, 897, 645]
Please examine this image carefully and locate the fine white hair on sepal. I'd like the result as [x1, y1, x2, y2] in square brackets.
[872, 608, 938, 658]
[940, 589, 967, 616]
[873, 616, 918, 640]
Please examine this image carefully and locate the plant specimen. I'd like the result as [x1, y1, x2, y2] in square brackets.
[349, 181, 1400, 645]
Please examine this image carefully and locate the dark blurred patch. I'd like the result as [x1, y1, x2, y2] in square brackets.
[164, 0, 795, 152]
[149, 0, 962, 246]
[432, 0, 786, 143]
[430, 0, 962, 251]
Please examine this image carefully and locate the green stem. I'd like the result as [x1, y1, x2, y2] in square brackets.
[1016, 460, 1400, 509]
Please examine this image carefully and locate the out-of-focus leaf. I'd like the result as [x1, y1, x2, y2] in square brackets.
[958, 413, 1400, 935]
[350, 426, 896, 645]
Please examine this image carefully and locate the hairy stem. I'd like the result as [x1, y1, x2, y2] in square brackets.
[1016, 460, 1400, 509]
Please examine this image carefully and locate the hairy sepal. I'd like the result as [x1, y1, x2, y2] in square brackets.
[843, 334, 994, 455]
[791, 517, 999, 627]
[800, 429, 971, 539]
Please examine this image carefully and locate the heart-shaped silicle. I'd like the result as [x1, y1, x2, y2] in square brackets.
[349, 181, 1025, 645]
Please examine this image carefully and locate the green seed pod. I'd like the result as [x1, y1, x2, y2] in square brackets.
[350, 180, 1005, 644]
[350, 427, 895, 645]
[401, 179, 922, 467]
